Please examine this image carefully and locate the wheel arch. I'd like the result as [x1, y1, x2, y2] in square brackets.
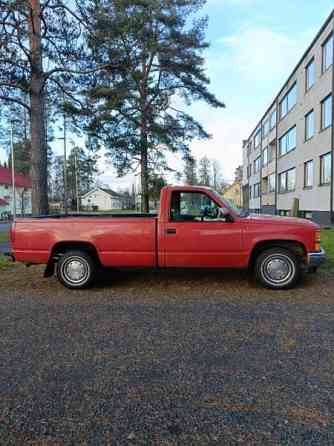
[44, 241, 101, 277]
[248, 239, 307, 270]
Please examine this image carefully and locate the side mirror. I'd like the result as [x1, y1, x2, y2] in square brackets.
[218, 207, 234, 221]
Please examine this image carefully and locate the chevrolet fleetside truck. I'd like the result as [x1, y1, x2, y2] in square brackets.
[9, 186, 325, 290]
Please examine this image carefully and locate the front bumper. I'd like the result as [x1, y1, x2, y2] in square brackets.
[307, 248, 326, 270]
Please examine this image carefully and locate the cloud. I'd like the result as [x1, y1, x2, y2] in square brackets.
[189, 110, 252, 183]
[216, 26, 316, 86]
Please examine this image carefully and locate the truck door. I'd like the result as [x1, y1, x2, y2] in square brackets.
[161, 190, 244, 268]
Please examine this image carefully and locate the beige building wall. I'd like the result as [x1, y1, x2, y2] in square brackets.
[242, 11, 334, 224]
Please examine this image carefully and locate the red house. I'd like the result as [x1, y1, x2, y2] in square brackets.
[0, 166, 32, 217]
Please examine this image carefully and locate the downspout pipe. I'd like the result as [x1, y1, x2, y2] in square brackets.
[331, 14, 334, 224]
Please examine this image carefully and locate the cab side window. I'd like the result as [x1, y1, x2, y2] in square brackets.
[170, 191, 220, 222]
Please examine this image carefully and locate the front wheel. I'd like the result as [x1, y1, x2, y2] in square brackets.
[56, 250, 96, 289]
[255, 248, 301, 290]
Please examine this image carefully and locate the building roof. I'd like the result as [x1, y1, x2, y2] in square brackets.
[0, 167, 32, 188]
[81, 187, 123, 199]
[0, 198, 9, 206]
[100, 188, 122, 198]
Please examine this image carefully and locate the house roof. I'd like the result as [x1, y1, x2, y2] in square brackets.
[82, 187, 123, 199]
[100, 188, 122, 198]
[0, 167, 32, 189]
[0, 198, 9, 206]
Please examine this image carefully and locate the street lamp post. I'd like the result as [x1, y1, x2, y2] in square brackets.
[57, 108, 68, 214]
[10, 121, 16, 221]
[74, 149, 80, 213]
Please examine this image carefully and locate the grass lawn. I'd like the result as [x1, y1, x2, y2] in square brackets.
[321, 228, 334, 270]
[0, 232, 9, 243]
[0, 254, 10, 269]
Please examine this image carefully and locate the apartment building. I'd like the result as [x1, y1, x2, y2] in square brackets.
[242, 10, 334, 226]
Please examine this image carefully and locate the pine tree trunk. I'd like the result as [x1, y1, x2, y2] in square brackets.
[28, 0, 49, 216]
[140, 131, 149, 213]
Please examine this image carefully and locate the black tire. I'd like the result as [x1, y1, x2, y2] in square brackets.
[255, 248, 301, 290]
[56, 250, 96, 289]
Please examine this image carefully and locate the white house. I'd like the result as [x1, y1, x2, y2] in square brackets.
[81, 187, 124, 211]
[0, 166, 32, 218]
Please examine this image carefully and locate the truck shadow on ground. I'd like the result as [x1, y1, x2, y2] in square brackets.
[94, 266, 316, 291]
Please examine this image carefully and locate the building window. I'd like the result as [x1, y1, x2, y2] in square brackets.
[249, 187, 252, 199]
[262, 147, 268, 167]
[304, 160, 314, 188]
[279, 126, 296, 156]
[279, 210, 291, 217]
[279, 168, 296, 193]
[321, 95, 332, 130]
[322, 34, 333, 72]
[305, 59, 315, 91]
[254, 127, 261, 148]
[270, 109, 276, 129]
[268, 173, 275, 193]
[299, 211, 313, 220]
[279, 83, 297, 119]
[305, 110, 315, 140]
[262, 119, 270, 137]
[254, 156, 261, 173]
[253, 183, 261, 198]
[320, 152, 331, 185]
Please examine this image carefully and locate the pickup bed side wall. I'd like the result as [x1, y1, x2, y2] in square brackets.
[13, 217, 157, 267]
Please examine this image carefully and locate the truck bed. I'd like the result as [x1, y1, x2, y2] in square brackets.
[12, 216, 158, 267]
[28, 212, 158, 219]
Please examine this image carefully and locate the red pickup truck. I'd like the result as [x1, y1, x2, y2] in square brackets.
[10, 185, 325, 290]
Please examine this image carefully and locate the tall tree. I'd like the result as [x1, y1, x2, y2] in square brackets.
[198, 155, 211, 186]
[148, 174, 166, 208]
[234, 165, 243, 182]
[184, 157, 198, 185]
[85, 0, 224, 212]
[0, 0, 106, 215]
[66, 145, 99, 209]
[212, 158, 222, 190]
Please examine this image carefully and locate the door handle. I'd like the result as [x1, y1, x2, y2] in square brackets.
[166, 228, 177, 235]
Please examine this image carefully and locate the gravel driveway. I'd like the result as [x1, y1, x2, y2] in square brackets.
[1, 265, 334, 445]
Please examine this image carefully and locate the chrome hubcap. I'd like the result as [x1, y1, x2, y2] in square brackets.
[266, 258, 289, 281]
[62, 257, 89, 284]
[262, 254, 295, 285]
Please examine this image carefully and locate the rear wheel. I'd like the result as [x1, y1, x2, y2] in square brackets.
[255, 248, 301, 290]
[56, 250, 96, 289]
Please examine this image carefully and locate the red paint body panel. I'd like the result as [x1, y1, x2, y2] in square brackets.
[12, 186, 320, 270]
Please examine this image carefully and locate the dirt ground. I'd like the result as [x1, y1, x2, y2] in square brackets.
[1, 264, 334, 445]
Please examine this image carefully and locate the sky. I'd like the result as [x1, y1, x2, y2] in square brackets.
[2, 0, 334, 189]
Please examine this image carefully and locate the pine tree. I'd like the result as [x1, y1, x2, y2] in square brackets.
[148, 175, 166, 209]
[66, 145, 99, 210]
[198, 156, 211, 186]
[184, 157, 198, 185]
[0, 1, 108, 215]
[84, 0, 225, 212]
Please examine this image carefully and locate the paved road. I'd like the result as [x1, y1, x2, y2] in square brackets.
[0, 241, 10, 253]
[0, 223, 10, 254]
[0, 222, 10, 233]
[1, 265, 334, 445]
